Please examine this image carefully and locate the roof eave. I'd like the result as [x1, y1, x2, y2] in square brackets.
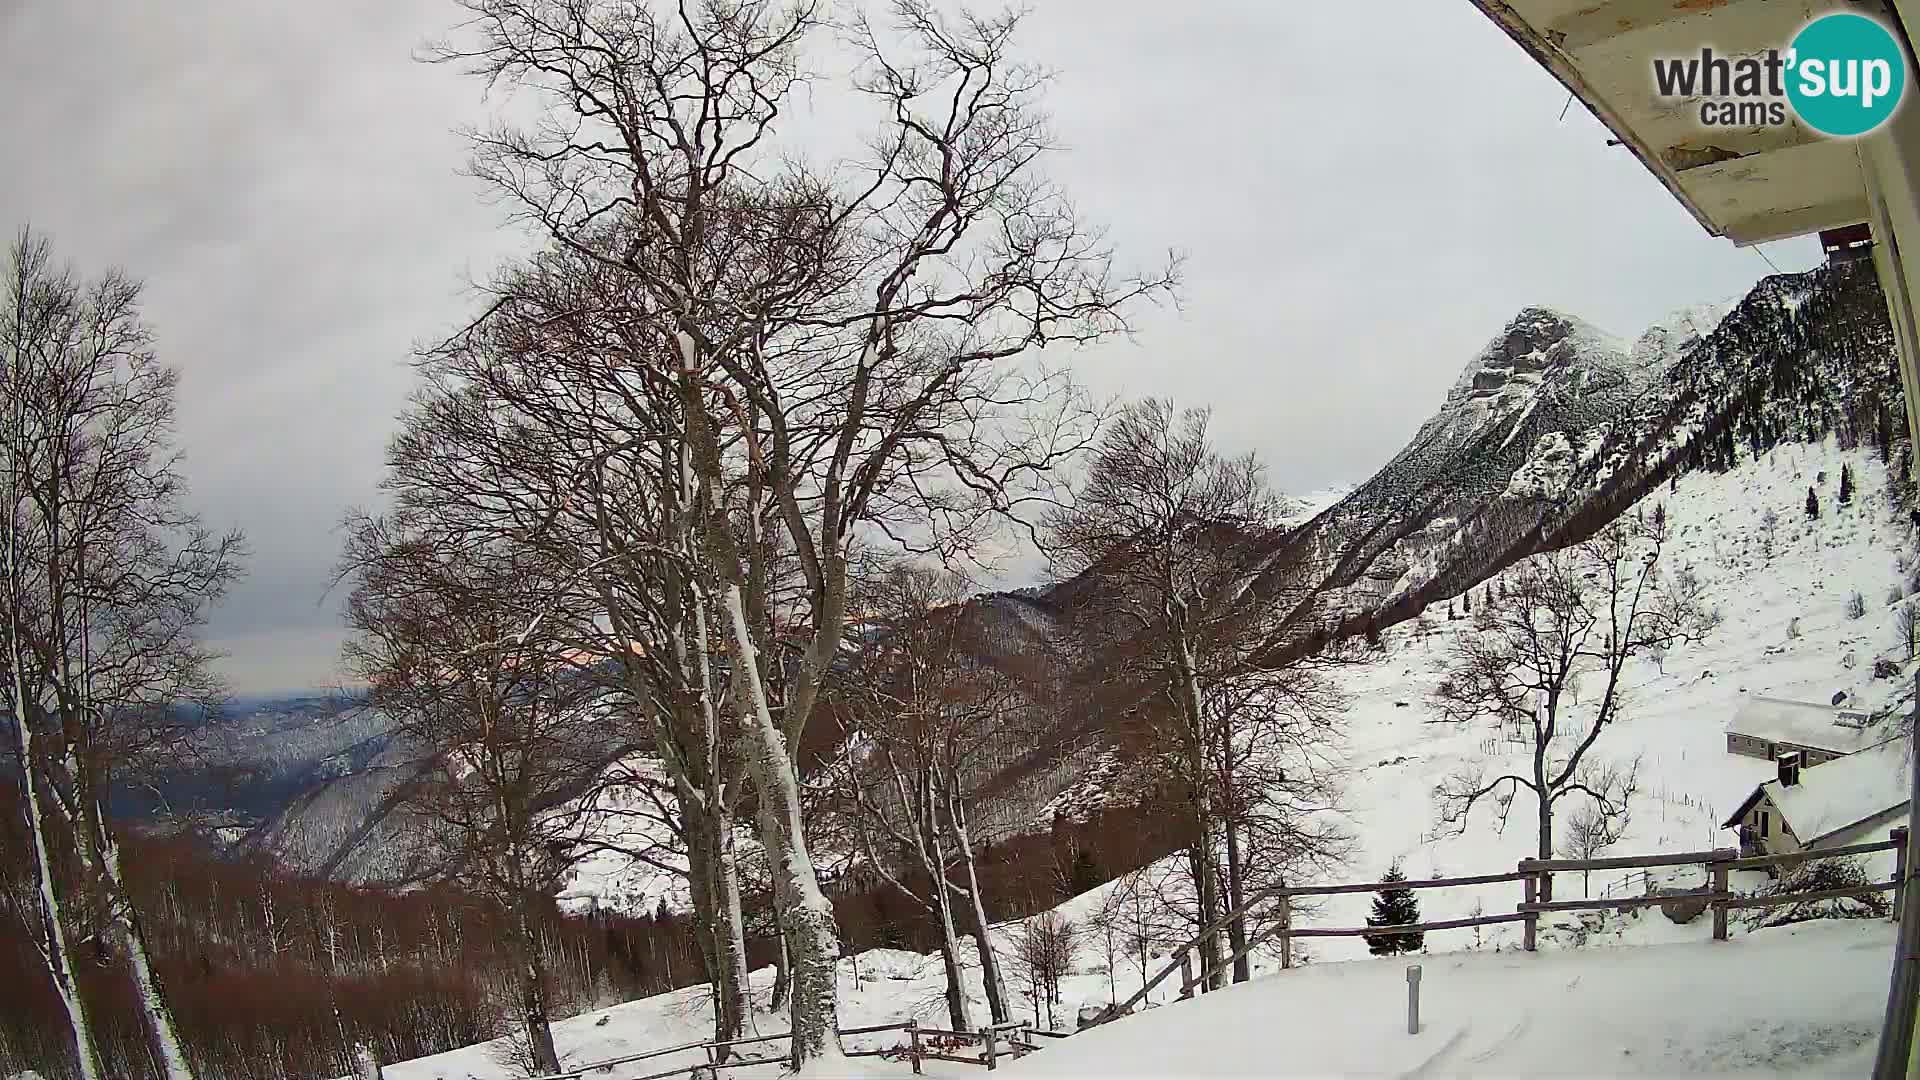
[1721, 785, 1768, 830]
[1804, 801, 1912, 848]
[1468, 0, 1728, 240]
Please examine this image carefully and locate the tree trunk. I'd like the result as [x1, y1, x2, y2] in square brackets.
[709, 804, 752, 1048]
[1536, 798, 1555, 904]
[934, 933, 970, 1032]
[1222, 815, 1250, 984]
[1184, 842, 1222, 991]
[9, 721, 105, 1080]
[352, 1042, 384, 1080]
[722, 585, 843, 1066]
[944, 787, 1008, 1023]
[1169, 605, 1225, 991]
[686, 812, 751, 1050]
[514, 896, 562, 1075]
[1533, 735, 1554, 904]
[920, 807, 973, 1032]
[685, 819, 724, 1032]
[770, 912, 790, 1013]
[5, 307, 106, 1080]
[96, 817, 196, 1079]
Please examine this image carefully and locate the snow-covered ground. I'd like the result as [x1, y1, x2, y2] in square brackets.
[375, 438, 1917, 1078]
[370, 919, 1901, 1080]
[1307, 438, 1913, 959]
[1006, 920, 1896, 1077]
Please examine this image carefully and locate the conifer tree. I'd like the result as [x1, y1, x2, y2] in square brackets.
[1839, 463, 1854, 505]
[1463, 591, 1472, 615]
[1363, 863, 1423, 956]
[1806, 485, 1821, 520]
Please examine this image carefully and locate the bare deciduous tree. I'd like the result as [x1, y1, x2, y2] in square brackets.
[1560, 781, 1633, 898]
[1011, 911, 1076, 1030]
[1, 228, 244, 1080]
[1435, 518, 1701, 899]
[427, 0, 1173, 1062]
[341, 524, 616, 1075]
[833, 561, 1030, 1029]
[1043, 398, 1343, 988]
[386, 240, 764, 1049]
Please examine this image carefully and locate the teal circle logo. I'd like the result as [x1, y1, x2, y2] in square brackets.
[1786, 13, 1907, 137]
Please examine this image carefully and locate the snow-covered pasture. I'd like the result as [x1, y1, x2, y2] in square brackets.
[373, 439, 1917, 1077]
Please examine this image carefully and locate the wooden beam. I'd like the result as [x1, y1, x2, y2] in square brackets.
[1661, 124, 1823, 173]
[1724, 196, 1874, 244]
[1276, 870, 1530, 897]
[1723, 837, 1903, 871]
[1721, 880, 1901, 910]
[1519, 892, 1733, 914]
[1283, 912, 1531, 939]
[1520, 847, 1736, 872]
[1549, 0, 1761, 55]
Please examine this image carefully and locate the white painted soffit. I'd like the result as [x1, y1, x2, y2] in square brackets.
[1471, 0, 1872, 244]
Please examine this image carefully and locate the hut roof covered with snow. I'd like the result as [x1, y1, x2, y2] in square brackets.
[1723, 737, 1911, 849]
[1725, 696, 1878, 757]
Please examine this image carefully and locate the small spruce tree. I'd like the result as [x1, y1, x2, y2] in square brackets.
[1806, 485, 1821, 521]
[1839, 463, 1855, 505]
[1363, 862, 1423, 955]
[1462, 590, 1472, 615]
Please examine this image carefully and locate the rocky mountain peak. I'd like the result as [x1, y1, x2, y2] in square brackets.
[1447, 306, 1626, 404]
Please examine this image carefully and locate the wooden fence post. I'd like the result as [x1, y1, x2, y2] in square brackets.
[1521, 866, 1537, 952]
[1894, 827, 1909, 922]
[984, 1025, 998, 1071]
[1711, 857, 1729, 942]
[907, 1019, 921, 1075]
[1179, 950, 1195, 999]
[1279, 892, 1294, 970]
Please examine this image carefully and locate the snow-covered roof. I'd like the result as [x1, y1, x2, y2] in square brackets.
[1740, 738, 1912, 847]
[1725, 696, 1879, 755]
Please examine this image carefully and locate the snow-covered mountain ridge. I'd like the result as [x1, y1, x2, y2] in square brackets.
[131, 262, 1906, 898]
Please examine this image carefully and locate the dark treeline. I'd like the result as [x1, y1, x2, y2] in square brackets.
[0, 781, 700, 1080]
[837, 800, 1187, 956]
[0, 776, 1179, 1079]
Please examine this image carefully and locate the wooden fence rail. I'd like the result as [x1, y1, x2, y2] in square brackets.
[512, 832, 1913, 1069]
[518, 1017, 1040, 1080]
[1091, 826, 1916, 1029]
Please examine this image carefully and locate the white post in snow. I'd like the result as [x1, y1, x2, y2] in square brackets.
[1406, 965, 1422, 1036]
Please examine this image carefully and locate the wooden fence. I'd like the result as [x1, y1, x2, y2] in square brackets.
[1090, 826, 1911, 1027]
[428, 831, 1914, 1076]
[518, 1017, 1051, 1080]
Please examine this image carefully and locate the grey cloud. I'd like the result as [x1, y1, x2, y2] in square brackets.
[0, 1, 1819, 693]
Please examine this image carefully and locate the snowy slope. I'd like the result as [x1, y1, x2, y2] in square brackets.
[1006, 921, 1894, 1078]
[368, 921, 1897, 1079]
[373, 437, 1917, 1080]
[1300, 439, 1913, 954]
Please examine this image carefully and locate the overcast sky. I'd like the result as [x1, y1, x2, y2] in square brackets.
[0, 1, 1821, 695]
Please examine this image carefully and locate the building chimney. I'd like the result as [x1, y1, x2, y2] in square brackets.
[1777, 750, 1803, 788]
